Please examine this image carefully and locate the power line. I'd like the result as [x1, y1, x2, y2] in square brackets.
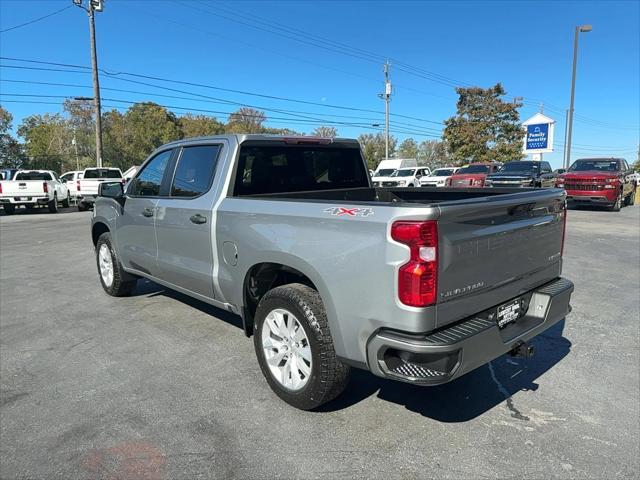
[0, 5, 72, 34]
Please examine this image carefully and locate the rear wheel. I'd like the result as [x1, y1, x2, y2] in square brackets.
[78, 202, 87, 212]
[62, 192, 70, 208]
[96, 232, 137, 296]
[253, 283, 350, 410]
[48, 194, 58, 213]
[3, 204, 15, 215]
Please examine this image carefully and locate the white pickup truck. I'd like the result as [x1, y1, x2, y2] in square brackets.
[0, 170, 70, 214]
[77, 167, 123, 211]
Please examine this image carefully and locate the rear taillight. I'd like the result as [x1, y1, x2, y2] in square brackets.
[0, 183, 3, 194]
[561, 209, 567, 256]
[43, 182, 48, 193]
[391, 220, 438, 307]
[76, 180, 81, 191]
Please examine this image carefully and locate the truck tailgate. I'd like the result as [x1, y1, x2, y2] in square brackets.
[436, 190, 566, 324]
[0, 180, 46, 197]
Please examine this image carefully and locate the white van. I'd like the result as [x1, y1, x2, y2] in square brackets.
[371, 158, 418, 186]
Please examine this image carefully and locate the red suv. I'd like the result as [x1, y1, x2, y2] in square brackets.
[557, 158, 636, 211]
[446, 163, 501, 188]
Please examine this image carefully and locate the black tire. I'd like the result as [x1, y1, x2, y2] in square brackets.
[253, 283, 350, 410]
[78, 202, 87, 212]
[609, 190, 622, 212]
[624, 188, 636, 206]
[62, 192, 70, 208]
[95, 232, 137, 296]
[3, 204, 15, 215]
[48, 194, 58, 213]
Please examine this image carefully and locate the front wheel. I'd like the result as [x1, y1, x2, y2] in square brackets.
[609, 191, 623, 212]
[253, 283, 350, 410]
[96, 232, 137, 296]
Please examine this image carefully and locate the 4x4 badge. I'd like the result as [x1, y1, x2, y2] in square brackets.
[323, 207, 374, 217]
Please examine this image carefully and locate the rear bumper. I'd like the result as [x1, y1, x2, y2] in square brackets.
[366, 277, 574, 385]
[0, 196, 49, 205]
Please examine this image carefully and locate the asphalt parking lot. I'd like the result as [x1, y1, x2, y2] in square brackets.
[1, 204, 638, 479]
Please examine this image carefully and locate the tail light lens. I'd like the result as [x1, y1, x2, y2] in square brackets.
[391, 220, 438, 307]
[77, 180, 81, 191]
[43, 182, 48, 193]
[0, 183, 3, 194]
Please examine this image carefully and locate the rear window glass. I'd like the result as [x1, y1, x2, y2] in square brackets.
[234, 145, 369, 196]
[569, 160, 620, 172]
[84, 169, 122, 179]
[171, 145, 221, 197]
[15, 172, 52, 181]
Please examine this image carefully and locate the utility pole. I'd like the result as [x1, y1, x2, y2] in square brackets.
[565, 24, 592, 170]
[74, 0, 103, 168]
[378, 61, 392, 161]
[72, 124, 80, 171]
[562, 109, 569, 169]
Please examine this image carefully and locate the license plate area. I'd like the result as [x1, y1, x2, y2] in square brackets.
[496, 297, 525, 329]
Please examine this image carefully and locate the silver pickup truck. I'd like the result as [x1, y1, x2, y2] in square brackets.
[92, 135, 573, 410]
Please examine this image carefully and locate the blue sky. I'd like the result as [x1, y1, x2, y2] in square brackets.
[1, 0, 638, 168]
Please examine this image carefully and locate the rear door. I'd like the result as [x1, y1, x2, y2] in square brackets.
[154, 143, 223, 298]
[117, 149, 174, 276]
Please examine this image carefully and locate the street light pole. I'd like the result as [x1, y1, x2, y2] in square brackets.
[565, 24, 592, 169]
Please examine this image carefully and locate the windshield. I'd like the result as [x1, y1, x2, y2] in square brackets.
[457, 164, 489, 174]
[375, 169, 395, 177]
[390, 169, 415, 177]
[499, 162, 539, 173]
[431, 169, 455, 176]
[84, 169, 122, 179]
[15, 172, 52, 181]
[569, 160, 620, 172]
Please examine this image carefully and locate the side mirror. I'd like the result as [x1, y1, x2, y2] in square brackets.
[99, 181, 124, 198]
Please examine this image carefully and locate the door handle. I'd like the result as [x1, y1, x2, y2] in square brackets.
[142, 207, 155, 217]
[190, 213, 207, 224]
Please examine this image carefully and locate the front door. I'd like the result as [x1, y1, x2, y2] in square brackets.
[155, 144, 222, 299]
[117, 148, 174, 276]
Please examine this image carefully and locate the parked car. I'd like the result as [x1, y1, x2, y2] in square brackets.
[419, 167, 460, 187]
[0, 170, 70, 214]
[446, 163, 501, 187]
[0, 168, 19, 181]
[629, 171, 640, 187]
[371, 158, 418, 186]
[60, 170, 84, 199]
[77, 167, 123, 211]
[554, 168, 567, 175]
[92, 135, 573, 410]
[556, 157, 636, 211]
[378, 167, 431, 187]
[485, 161, 556, 188]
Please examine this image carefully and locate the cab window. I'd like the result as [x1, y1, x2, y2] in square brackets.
[130, 150, 173, 196]
[170, 145, 221, 197]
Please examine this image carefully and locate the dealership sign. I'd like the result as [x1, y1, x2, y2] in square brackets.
[522, 113, 555, 154]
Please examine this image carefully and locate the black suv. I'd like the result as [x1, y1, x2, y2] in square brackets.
[485, 161, 556, 188]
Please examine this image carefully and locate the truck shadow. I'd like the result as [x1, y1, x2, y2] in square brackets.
[321, 320, 571, 421]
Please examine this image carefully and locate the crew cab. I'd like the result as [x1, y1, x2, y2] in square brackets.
[419, 167, 459, 187]
[92, 135, 573, 410]
[378, 167, 430, 187]
[77, 167, 123, 211]
[556, 157, 636, 211]
[485, 161, 556, 188]
[60, 170, 84, 199]
[446, 163, 501, 187]
[0, 170, 70, 214]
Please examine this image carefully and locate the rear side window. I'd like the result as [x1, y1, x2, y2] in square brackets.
[234, 145, 369, 196]
[84, 169, 122, 179]
[130, 150, 172, 196]
[15, 172, 52, 181]
[171, 145, 221, 197]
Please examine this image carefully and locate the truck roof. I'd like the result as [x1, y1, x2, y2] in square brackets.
[163, 134, 361, 148]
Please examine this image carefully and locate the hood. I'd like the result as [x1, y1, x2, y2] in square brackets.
[487, 172, 534, 180]
[560, 171, 619, 181]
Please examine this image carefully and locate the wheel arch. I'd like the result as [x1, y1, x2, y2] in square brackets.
[91, 221, 110, 247]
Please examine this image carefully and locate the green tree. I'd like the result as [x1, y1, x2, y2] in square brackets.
[17, 113, 71, 171]
[179, 114, 224, 138]
[418, 140, 450, 169]
[312, 126, 338, 138]
[63, 98, 95, 169]
[0, 106, 25, 168]
[226, 107, 267, 133]
[397, 138, 419, 159]
[443, 83, 523, 164]
[357, 132, 397, 170]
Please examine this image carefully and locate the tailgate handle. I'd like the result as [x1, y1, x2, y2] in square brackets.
[190, 213, 207, 224]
